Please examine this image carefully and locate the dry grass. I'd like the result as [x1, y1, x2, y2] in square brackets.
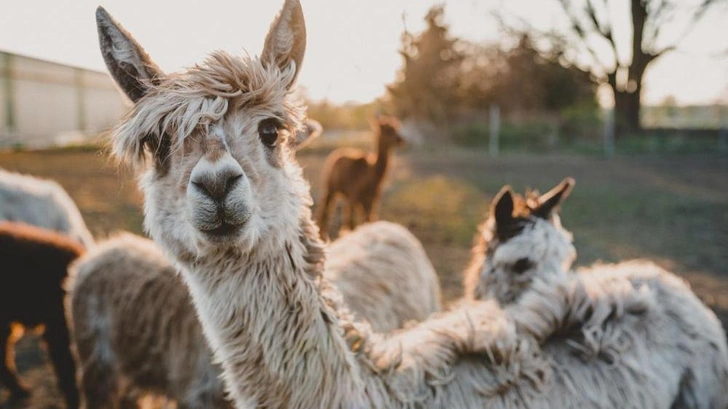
[1, 147, 727, 408]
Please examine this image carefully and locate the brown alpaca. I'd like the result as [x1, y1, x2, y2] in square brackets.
[0, 221, 83, 409]
[317, 116, 404, 238]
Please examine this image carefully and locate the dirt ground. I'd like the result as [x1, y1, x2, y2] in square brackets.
[1, 147, 727, 408]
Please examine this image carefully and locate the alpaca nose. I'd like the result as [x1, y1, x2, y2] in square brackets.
[191, 170, 243, 202]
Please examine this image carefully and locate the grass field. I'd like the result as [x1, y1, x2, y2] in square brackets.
[1, 146, 727, 408]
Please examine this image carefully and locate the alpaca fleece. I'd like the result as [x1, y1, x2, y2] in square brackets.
[0, 169, 94, 249]
[326, 221, 441, 331]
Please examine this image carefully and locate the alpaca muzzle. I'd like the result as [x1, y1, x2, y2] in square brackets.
[187, 155, 252, 240]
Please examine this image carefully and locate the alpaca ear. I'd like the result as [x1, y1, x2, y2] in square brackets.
[96, 6, 164, 102]
[261, 0, 306, 87]
[492, 186, 515, 228]
[532, 177, 575, 219]
[291, 119, 322, 150]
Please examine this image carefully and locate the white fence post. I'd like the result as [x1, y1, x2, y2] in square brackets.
[489, 105, 500, 157]
[603, 108, 615, 159]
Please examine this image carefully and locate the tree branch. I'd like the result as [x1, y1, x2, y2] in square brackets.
[554, 0, 617, 74]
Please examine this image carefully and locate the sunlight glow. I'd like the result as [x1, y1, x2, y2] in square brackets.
[1, 0, 726, 105]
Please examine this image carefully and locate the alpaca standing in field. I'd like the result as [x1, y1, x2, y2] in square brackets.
[0, 169, 94, 248]
[316, 116, 404, 238]
[0, 222, 82, 409]
[70, 222, 439, 408]
[102, 2, 728, 407]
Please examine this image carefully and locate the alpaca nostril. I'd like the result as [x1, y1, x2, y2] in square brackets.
[191, 172, 243, 201]
[224, 174, 243, 195]
[192, 180, 213, 198]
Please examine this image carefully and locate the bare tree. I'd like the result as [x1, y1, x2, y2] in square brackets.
[499, 0, 724, 135]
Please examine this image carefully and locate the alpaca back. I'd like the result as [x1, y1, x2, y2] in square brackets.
[579, 261, 728, 408]
[510, 261, 728, 409]
[68, 233, 229, 408]
[326, 221, 442, 331]
[350, 263, 728, 408]
[0, 169, 94, 248]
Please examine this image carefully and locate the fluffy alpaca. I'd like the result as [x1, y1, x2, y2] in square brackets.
[464, 178, 577, 303]
[316, 116, 404, 238]
[69, 234, 231, 409]
[0, 169, 95, 249]
[0, 222, 83, 409]
[325, 221, 441, 330]
[464, 179, 728, 407]
[102, 2, 728, 408]
[70, 224, 438, 408]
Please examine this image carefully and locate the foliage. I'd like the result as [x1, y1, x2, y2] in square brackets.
[496, 0, 727, 133]
[305, 99, 390, 131]
[387, 5, 464, 127]
[386, 5, 598, 142]
[458, 35, 596, 116]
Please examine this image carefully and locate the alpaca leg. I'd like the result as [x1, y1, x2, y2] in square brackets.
[77, 341, 121, 409]
[42, 312, 81, 409]
[117, 387, 140, 409]
[0, 323, 30, 400]
[344, 201, 358, 232]
[362, 199, 379, 222]
[316, 189, 335, 239]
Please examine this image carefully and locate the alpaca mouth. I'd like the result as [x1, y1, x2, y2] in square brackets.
[202, 222, 242, 237]
[199, 214, 250, 240]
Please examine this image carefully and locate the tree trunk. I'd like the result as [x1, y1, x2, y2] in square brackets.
[613, 87, 641, 136]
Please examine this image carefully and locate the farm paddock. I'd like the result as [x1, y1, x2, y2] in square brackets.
[0, 147, 726, 408]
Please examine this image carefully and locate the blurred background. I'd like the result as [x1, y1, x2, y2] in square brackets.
[1, 0, 727, 407]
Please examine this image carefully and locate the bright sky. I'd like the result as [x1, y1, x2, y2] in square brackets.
[1, 0, 727, 105]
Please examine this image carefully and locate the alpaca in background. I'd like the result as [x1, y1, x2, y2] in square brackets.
[0, 169, 94, 248]
[102, 1, 728, 406]
[464, 178, 576, 303]
[0, 222, 83, 409]
[325, 221, 441, 329]
[69, 234, 231, 409]
[317, 115, 405, 238]
[464, 179, 728, 407]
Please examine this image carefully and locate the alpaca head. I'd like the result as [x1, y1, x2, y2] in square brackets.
[100, 0, 316, 256]
[374, 116, 405, 149]
[466, 178, 577, 304]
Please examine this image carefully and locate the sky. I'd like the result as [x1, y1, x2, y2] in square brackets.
[1, 0, 727, 106]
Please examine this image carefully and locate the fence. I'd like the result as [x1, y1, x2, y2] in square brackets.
[450, 106, 728, 157]
[0, 51, 127, 149]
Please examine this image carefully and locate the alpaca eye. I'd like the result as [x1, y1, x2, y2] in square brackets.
[511, 258, 533, 274]
[258, 118, 281, 147]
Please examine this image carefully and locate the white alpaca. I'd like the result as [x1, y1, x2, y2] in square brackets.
[464, 178, 577, 303]
[69, 223, 439, 408]
[464, 179, 728, 407]
[326, 221, 442, 330]
[0, 169, 94, 248]
[101, 2, 728, 407]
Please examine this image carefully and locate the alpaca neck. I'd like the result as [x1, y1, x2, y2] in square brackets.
[373, 137, 392, 181]
[177, 220, 365, 409]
